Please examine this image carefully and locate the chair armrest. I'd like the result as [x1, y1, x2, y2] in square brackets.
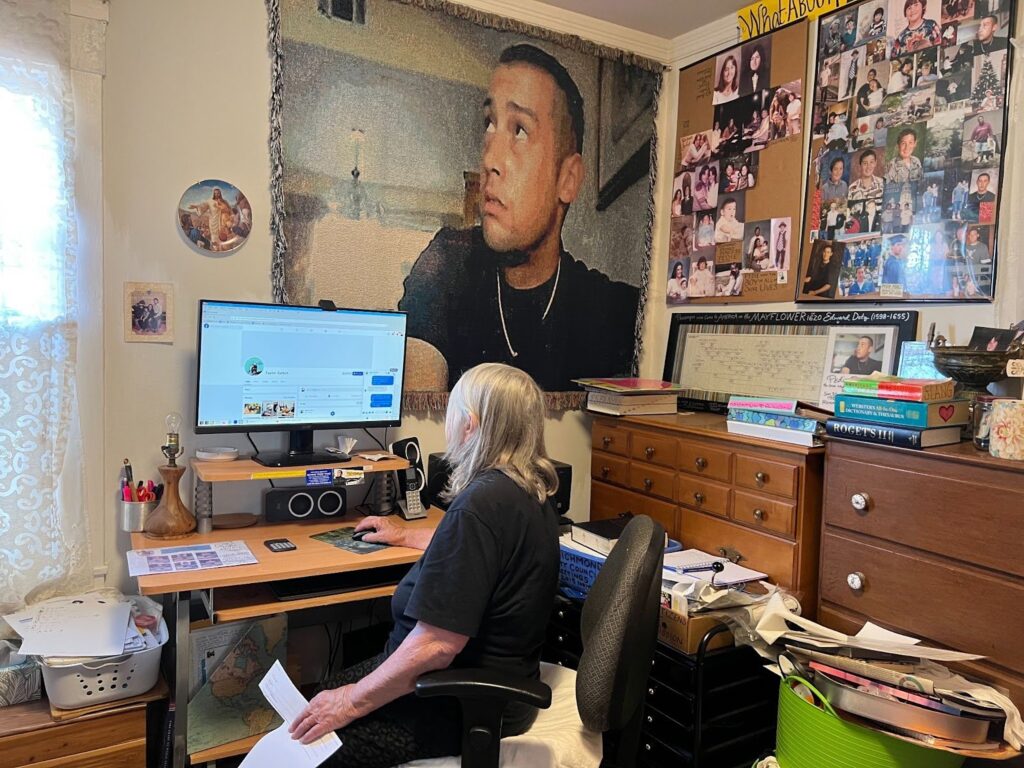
[415, 668, 552, 710]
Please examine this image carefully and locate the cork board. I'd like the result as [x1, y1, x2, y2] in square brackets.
[668, 21, 810, 306]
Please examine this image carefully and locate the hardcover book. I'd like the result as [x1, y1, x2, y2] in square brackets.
[726, 396, 798, 414]
[726, 420, 821, 447]
[573, 378, 684, 394]
[833, 396, 970, 429]
[570, 517, 632, 555]
[842, 376, 955, 403]
[824, 419, 961, 449]
[727, 408, 824, 434]
[587, 391, 679, 406]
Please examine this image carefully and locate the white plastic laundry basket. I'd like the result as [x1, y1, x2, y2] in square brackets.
[40, 618, 166, 709]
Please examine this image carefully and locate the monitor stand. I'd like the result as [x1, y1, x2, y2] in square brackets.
[253, 428, 341, 468]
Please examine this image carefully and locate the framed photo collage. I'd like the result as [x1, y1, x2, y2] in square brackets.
[799, 0, 1015, 302]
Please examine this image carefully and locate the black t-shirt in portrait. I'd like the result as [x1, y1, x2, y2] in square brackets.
[386, 469, 559, 733]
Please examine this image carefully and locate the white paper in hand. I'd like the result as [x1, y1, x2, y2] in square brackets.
[239, 661, 341, 768]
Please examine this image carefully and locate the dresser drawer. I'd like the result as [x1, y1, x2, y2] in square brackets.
[678, 440, 732, 483]
[591, 482, 646, 521]
[591, 452, 629, 486]
[593, 421, 629, 456]
[630, 431, 679, 469]
[821, 532, 1024, 675]
[629, 463, 676, 501]
[733, 490, 796, 538]
[642, 704, 692, 750]
[644, 497, 680, 542]
[676, 474, 730, 518]
[824, 455, 1024, 578]
[681, 508, 796, 589]
[735, 453, 798, 498]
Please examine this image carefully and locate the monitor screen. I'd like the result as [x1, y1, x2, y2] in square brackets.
[195, 300, 407, 434]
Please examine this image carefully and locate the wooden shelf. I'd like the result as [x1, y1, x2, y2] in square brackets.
[213, 582, 400, 623]
[192, 455, 409, 482]
[190, 732, 266, 762]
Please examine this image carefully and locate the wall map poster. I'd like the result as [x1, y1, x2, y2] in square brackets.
[670, 22, 810, 306]
[798, 0, 1014, 303]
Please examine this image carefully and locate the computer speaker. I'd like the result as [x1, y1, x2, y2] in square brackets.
[264, 486, 347, 523]
[426, 453, 571, 515]
[389, 437, 426, 497]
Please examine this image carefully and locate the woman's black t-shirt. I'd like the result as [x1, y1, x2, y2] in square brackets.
[385, 468, 559, 734]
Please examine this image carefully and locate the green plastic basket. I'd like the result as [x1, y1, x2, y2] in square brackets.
[776, 677, 966, 768]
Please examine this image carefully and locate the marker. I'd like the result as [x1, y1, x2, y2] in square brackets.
[123, 459, 136, 501]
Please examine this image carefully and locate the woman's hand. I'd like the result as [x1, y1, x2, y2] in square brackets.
[290, 685, 360, 744]
[354, 516, 406, 546]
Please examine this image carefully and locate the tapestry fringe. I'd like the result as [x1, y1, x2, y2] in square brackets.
[266, 0, 288, 305]
[391, 0, 665, 73]
[403, 391, 587, 413]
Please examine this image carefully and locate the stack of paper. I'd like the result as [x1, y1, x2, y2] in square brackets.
[662, 549, 769, 587]
[4, 595, 133, 658]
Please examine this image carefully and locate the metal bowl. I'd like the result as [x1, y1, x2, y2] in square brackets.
[931, 345, 1019, 394]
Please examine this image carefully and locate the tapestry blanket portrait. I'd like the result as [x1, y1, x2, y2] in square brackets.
[268, 0, 661, 409]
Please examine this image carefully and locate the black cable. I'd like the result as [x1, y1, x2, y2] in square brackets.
[362, 427, 386, 451]
[246, 432, 260, 455]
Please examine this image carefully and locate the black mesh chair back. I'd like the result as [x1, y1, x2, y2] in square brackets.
[576, 515, 665, 766]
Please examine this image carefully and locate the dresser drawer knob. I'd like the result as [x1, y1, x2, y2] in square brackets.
[602, 436, 612, 448]
[695, 457, 708, 470]
[851, 493, 872, 512]
[556, 609, 565, 620]
[645, 446, 655, 459]
[644, 743, 652, 752]
[755, 471, 768, 486]
[648, 687, 655, 696]
[847, 572, 866, 591]
[557, 634, 565, 643]
[693, 491, 705, 504]
[646, 714, 654, 724]
[753, 508, 766, 521]
[644, 478, 653, 491]
[601, 466, 610, 479]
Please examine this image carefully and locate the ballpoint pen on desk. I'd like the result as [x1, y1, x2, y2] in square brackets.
[664, 560, 727, 576]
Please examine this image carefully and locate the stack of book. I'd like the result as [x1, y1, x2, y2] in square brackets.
[725, 396, 827, 447]
[826, 376, 967, 449]
[574, 377, 681, 417]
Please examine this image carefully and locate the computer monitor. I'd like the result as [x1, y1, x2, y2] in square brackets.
[195, 299, 407, 467]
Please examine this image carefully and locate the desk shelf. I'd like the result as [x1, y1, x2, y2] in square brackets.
[191, 456, 409, 483]
[212, 582, 400, 623]
[191, 732, 266, 763]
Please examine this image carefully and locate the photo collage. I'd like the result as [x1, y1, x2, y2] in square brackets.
[671, 22, 808, 304]
[800, 0, 1012, 302]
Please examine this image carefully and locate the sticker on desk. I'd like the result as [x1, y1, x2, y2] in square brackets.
[333, 468, 365, 486]
[126, 541, 258, 577]
[1008, 359, 1024, 378]
[306, 468, 334, 486]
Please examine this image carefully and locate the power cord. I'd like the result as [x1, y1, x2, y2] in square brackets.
[362, 427, 387, 451]
[247, 433, 275, 488]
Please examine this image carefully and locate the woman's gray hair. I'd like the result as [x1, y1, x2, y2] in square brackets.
[442, 363, 558, 504]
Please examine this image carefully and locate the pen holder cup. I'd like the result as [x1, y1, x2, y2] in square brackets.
[119, 499, 157, 533]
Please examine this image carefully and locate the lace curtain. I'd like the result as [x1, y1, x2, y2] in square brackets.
[0, 0, 89, 617]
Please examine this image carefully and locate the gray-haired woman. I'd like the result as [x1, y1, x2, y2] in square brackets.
[291, 363, 560, 766]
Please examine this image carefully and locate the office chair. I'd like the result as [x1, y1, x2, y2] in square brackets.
[402, 515, 665, 768]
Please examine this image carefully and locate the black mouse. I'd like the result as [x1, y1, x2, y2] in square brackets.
[352, 528, 376, 542]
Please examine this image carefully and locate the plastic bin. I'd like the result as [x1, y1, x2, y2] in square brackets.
[775, 676, 965, 768]
[40, 617, 167, 709]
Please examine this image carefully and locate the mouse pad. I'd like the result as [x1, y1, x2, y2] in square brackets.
[311, 526, 388, 554]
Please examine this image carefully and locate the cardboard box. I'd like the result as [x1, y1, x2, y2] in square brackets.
[658, 606, 733, 656]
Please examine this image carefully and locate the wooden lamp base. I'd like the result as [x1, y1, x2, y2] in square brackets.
[144, 464, 196, 539]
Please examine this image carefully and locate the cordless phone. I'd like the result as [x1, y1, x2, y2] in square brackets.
[396, 467, 427, 520]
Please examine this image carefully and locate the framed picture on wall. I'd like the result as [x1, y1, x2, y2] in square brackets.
[797, 0, 1015, 303]
[123, 282, 174, 343]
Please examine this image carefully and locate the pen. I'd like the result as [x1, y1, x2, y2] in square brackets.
[664, 560, 726, 576]
[123, 458, 136, 501]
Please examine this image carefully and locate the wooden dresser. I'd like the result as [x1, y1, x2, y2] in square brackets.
[589, 413, 825, 613]
[819, 438, 1024, 708]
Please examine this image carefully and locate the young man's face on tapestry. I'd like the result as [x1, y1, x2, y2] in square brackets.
[480, 63, 582, 255]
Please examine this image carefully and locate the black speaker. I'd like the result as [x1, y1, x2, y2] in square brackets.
[389, 437, 426, 497]
[264, 486, 347, 522]
[426, 454, 571, 515]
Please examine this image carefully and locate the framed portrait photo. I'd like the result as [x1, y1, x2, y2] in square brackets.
[799, 0, 1014, 303]
[124, 282, 174, 343]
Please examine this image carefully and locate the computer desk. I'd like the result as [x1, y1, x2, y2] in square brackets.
[132, 460, 442, 768]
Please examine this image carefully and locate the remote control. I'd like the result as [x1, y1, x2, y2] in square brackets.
[264, 538, 296, 552]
